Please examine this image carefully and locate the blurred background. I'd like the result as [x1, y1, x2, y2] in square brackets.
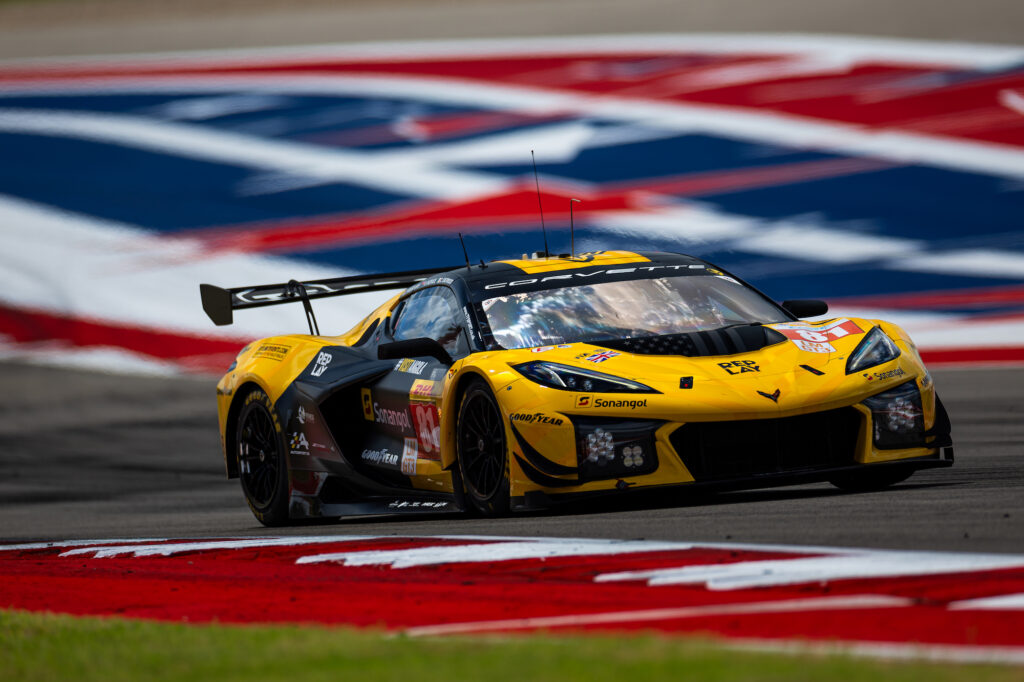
[0, 0, 1022, 375]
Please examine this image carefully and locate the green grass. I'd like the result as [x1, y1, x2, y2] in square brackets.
[2, 610, 1022, 682]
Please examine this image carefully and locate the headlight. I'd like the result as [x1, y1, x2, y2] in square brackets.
[846, 326, 901, 374]
[862, 382, 925, 449]
[512, 361, 657, 393]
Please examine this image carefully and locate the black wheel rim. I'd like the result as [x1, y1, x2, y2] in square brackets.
[459, 391, 505, 500]
[238, 404, 280, 509]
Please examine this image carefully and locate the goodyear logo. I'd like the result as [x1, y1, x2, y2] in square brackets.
[361, 388, 373, 421]
[510, 412, 564, 426]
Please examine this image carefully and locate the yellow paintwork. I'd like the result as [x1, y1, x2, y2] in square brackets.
[495, 250, 650, 273]
[215, 253, 944, 499]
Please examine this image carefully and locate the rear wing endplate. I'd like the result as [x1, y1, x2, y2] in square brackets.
[200, 265, 460, 329]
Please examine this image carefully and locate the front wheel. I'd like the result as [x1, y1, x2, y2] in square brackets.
[829, 467, 913, 492]
[457, 379, 510, 516]
[236, 388, 290, 526]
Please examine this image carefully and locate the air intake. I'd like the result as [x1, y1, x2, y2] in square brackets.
[593, 325, 786, 357]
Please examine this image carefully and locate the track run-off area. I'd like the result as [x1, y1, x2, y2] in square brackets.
[0, 33, 1023, 663]
[2, 534, 1024, 664]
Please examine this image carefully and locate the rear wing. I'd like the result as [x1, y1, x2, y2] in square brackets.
[199, 265, 460, 331]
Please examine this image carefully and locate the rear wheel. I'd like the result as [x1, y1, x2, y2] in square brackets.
[236, 388, 289, 526]
[457, 379, 510, 516]
[829, 467, 913, 492]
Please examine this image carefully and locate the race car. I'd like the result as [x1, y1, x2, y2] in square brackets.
[200, 250, 952, 525]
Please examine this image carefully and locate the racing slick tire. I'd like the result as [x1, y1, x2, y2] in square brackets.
[829, 466, 913, 492]
[456, 378, 510, 516]
[235, 387, 290, 526]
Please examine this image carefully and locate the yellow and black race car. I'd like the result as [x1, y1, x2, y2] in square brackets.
[200, 250, 952, 525]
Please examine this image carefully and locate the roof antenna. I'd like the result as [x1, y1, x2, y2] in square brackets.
[458, 232, 471, 271]
[530, 150, 550, 259]
[569, 198, 581, 259]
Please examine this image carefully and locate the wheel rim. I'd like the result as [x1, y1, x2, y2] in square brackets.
[459, 391, 505, 500]
[238, 404, 280, 508]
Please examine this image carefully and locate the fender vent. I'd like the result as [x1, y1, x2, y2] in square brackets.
[593, 325, 786, 357]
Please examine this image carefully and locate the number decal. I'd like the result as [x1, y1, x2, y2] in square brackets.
[411, 403, 441, 460]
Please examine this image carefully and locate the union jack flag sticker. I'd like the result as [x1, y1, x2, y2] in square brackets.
[585, 350, 621, 363]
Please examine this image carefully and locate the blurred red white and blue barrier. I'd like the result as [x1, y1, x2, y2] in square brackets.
[0, 35, 1022, 374]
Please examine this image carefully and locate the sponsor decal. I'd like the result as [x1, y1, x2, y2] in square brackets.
[531, 344, 572, 353]
[373, 403, 413, 431]
[714, 275, 741, 285]
[482, 264, 698, 290]
[757, 388, 782, 403]
[865, 367, 906, 381]
[401, 437, 418, 476]
[361, 448, 399, 467]
[235, 282, 346, 305]
[584, 350, 620, 363]
[361, 388, 374, 421]
[310, 351, 333, 377]
[680, 376, 694, 389]
[410, 379, 437, 400]
[593, 397, 647, 409]
[774, 318, 864, 335]
[387, 500, 448, 508]
[792, 339, 836, 354]
[575, 395, 592, 408]
[296, 405, 314, 425]
[253, 343, 291, 361]
[464, 308, 475, 336]
[289, 431, 309, 455]
[411, 403, 441, 458]
[774, 319, 864, 353]
[395, 358, 428, 375]
[718, 359, 760, 375]
[510, 412, 565, 426]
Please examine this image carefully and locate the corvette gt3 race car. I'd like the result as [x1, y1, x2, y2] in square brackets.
[200, 250, 952, 525]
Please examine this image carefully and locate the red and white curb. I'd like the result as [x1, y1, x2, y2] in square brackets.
[2, 535, 1023, 663]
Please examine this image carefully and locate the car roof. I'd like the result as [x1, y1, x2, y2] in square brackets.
[432, 250, 712, 299]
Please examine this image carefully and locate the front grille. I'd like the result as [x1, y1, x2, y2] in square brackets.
[669, 407, 862, 480]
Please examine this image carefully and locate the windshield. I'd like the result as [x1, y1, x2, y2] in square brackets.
[482, 275, 788, 350]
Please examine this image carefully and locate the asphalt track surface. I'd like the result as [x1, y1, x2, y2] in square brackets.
[1, 361, 1021, 553]
[1, 0, 1022, 60]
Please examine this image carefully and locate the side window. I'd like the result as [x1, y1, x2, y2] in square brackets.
[392, 287, 468, 357]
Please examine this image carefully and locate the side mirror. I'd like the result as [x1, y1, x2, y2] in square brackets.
[781, 299, 829, 318]
[378, 337, 453, 366]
